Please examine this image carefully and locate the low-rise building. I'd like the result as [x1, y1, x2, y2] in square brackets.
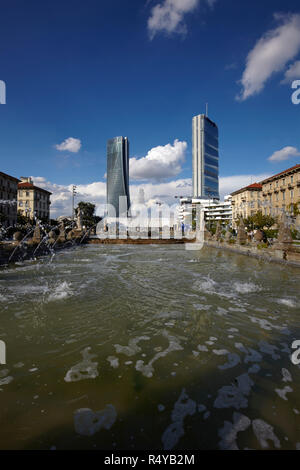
[230, 164, 300, 226]
[0, 171, 20, 227]
[260, 164, 300, 217]
[17, 177, 52, 221]
[178, 196, 232, 227]
[231, 183, 262, 227]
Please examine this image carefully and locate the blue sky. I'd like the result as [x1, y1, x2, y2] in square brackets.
[1, 0, 300, 216]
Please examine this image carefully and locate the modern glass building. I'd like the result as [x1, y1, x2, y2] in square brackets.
[107, 136, 131, 217]
[192, 114, 219, 199]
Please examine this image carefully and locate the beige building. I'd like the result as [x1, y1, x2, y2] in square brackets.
[231, 164, 300, 227]
[260, 164, 300, 217]
[0, 171, 20, 227]
[17, 177, 51, 221]
[231, 183, 263, 227]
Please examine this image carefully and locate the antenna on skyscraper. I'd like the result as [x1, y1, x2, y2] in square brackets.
[205, 103, 208, 117]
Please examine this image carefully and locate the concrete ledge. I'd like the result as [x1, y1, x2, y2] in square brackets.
[88, 238, 188, 245]
[204, 240, 300, 268]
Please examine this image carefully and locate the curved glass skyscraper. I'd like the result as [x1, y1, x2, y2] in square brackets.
[192, 114, 219, 199]
[107, 136, 131, 217]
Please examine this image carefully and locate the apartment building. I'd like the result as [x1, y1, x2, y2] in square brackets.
[178, 196, 232, 227]
[260, 164, 300, 216]
[17, 177, 52, 221]
[0, 171, 20, 227]
[231, 164, 300, 226]
[231, 183, 263, 227]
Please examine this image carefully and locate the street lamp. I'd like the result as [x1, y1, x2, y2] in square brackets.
[72, 185, 77, 220]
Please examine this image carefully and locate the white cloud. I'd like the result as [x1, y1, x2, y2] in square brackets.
[219, 174, 270, 197]
[55, 137, 82, 153]
[268, 146, 300, 162]
[237, 13, 300, 101]
[281, 60, 300, 83]
[147, 0, 215, 39]
[130, 139, 187, 180]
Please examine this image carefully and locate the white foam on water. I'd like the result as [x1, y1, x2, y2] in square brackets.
[135, 331, 183, 378]
[214, 373, 254, 410]
[64, 347, 99, 383]
[233, 282, 261, 294]
[74, 405, 117, 436]
[48, 281, 73, 302]
[13, 362, 24, 369]
[197, 345, 209, 352]
[158, 404, 165, 412]
[193, 304, 211, 311]
[161, 388, 196, 450]
[276, 298, 297, 308]
[218, 412, 251, 450]
[194, 277, 216, 293]
[212, 349, 228, 356]
[114, 336, 150, 357]
[107, 356, 119, 369]
[275, 386, 293, 401]
[0, 376, 13, 387]
[252, 419, 281, 449]
[250, 317, 291, 335]
[215, 307, 228, 316]
[282, 368, 292, 383]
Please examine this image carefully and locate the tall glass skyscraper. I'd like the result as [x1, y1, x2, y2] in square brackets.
[107, 136, 130, 217]
[192, 114, 219, 199]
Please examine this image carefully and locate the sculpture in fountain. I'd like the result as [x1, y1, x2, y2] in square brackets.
[237, 218, 247, 245]
[214, 221, 222, 241]
[273, 213, 293, 251]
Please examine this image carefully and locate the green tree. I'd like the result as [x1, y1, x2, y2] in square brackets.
[76, 201, 101, 228]
[17, 210, 31, 226]
[243, 211, 276, 231]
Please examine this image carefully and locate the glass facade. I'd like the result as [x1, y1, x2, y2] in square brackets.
[192, 115, 219, 199]
[107, 136, 130, 217]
